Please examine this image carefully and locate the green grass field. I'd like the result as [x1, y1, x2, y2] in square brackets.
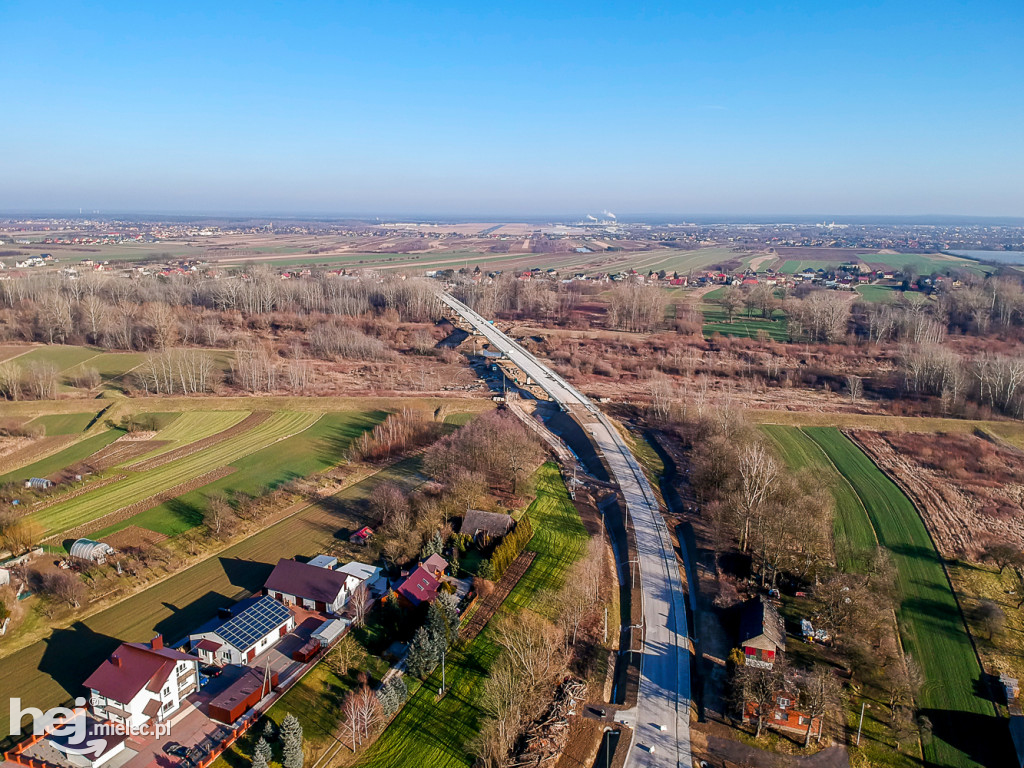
[64, 352, 147, 379]
[92, 410, 387, 538]
[760, 426, 876, 571]
[14, 345, 101, 371]
[778, 259, 845, 273]
[855, 284, 900, 303]
[357, 462, 588, 768]
[702, 306, 789, 341]
[33, 412, 323, 536]
[855, 284, 932, 304]
[800, 428, 1001, 768]
[25, 411, 99, 435]
[0, 429, 125, 485]
[861, 253, 993, 277]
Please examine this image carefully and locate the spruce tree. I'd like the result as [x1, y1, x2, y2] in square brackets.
[280, 713, 304, 768]
[421, 530, 444, 559]
[255, 737, 272, 764]
[406, 625, 440, 678]
[252, 751, 268, 768]
[437, 591, 460, 639]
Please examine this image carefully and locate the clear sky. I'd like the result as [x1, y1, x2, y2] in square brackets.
[2, 1, 1022, 218]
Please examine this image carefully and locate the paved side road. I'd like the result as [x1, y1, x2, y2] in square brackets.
[438, 293, 692, 768]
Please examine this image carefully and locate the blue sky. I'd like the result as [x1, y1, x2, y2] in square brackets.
[2, 1, 1022, 217]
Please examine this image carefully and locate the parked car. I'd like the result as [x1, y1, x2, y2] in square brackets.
[200, 665, 223, 678]
[164, 743, 189, 758]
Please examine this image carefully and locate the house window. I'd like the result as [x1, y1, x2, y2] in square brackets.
[798, 716, 808, 725]
[164, 686, 172, 696]
[774, 711, 784, 720]
[778, 697, 791, 708]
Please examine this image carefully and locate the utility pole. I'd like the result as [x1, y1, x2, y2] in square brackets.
[603, 606, 608, 643]
[439, 645, 446, 696]
[856, 700, 866, 746]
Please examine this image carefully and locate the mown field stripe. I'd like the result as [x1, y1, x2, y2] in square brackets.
[34, 412, 321, 535]
[91, 411, 387, 539]
[120, 410, 250, 466]
[0, 429, 126, 486]
[803, 427, 999, 768]
[760, 425, 876, 571]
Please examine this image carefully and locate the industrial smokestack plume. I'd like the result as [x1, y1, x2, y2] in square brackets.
[602, 209, 616, 219]
[586, 214, 598, 221]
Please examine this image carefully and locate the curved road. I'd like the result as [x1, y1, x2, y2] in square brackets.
[438, 292, 692, 768]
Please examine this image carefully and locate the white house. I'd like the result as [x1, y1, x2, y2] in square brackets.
[337, 561, 386, 595]
[84, 636, 200, 729]
[264, 558, 354, 614]
[189, 595, 294, 666]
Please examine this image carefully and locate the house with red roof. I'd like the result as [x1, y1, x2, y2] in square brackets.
[84, 635, 200, 729]
[396, 556, 449, 607]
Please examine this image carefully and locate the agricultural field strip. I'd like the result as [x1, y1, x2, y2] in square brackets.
[0, 435, 79, 477]
[0, 430, 125, 486]
[34, 412, 322, 535]
[746, 409, 1024, 440]
[58, 466, 237, 542]
[760, 426, 876, 571]
[119, 410, 250, 465]
[804, 428, 992, 768]
[14, 346, 104, 371]
[124, 412, 272, 471]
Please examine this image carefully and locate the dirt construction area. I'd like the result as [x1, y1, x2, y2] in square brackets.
[850, 430, 1024, 560]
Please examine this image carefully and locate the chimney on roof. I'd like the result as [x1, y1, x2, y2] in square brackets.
[151, 634, 163, 650]
[112, 654, 122, 667]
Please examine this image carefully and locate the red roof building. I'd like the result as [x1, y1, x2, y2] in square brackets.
[84, 636, 200, 728]
[396, 557, 449, 607]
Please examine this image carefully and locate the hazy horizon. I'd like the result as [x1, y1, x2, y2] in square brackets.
[3, 1, 1022, 216]
[5, 211, 1024, 228]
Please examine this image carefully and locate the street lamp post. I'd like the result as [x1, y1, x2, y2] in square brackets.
[438, 646, 446, 696]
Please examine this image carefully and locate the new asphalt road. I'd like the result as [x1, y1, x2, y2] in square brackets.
[438, 292, 692, 768]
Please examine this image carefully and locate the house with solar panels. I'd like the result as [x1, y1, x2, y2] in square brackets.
[188, 595, 295, 666]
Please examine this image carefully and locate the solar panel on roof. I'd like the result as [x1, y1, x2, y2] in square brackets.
[216, 596, 290, 651]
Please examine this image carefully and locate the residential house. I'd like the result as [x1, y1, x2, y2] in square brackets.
[460, 509, 515, 544]
[189, 595, 294, 665]
[85, 635, 200, 729]
[264, 557, 354, 614]
[738, 596, 786, 669]
[743, 693, 821, 737]
[422, 553, 448, 579]
[336, 561, 386, 595]
[396, 556, 449, 607]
